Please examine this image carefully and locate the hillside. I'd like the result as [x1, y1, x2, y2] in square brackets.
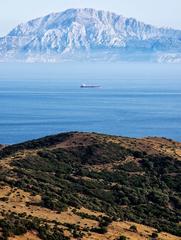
[0, 8, 181, 62]
[0, 132, 181, 240]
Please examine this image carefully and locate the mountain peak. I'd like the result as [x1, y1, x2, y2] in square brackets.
[0, 8, 181, 62]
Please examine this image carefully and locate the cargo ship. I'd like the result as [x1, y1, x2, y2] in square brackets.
[80, 83, 101, 88]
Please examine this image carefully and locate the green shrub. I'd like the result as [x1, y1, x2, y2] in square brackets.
[151, 232, 158, 239]
[129, 225, 137, 232]
[117, 236, 127, 240]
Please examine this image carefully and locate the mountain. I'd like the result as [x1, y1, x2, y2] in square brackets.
[0, 8, 181, 62]
[0, 132, 181, 239]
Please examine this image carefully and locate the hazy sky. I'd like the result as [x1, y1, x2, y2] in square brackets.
[1, 0, 181, 36]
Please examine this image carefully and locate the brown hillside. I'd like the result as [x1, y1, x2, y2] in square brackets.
[0, 132, 180, 240]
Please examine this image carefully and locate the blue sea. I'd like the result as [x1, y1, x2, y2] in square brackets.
[0, 62, 181, 144]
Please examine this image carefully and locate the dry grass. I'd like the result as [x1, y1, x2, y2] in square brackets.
[81, 221, 181, 240]
[9, 231, 41, 240]
[0, 132, 181, 240]
[1, 189, 179, 240]
[104, 134, 181, 161]
[0, 186, 41, 205]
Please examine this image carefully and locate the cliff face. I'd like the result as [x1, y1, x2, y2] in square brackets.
[0, 8, 181, 62]
[0, 132, 181, 239]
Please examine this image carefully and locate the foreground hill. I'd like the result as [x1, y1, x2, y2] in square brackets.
[0, 132, 180, 240]
[0, 8, 181, 62]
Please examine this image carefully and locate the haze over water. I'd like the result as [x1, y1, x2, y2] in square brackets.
[0, 63, 181, 144]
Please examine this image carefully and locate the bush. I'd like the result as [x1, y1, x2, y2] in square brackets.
[99, 216, 112, 227]
[117, 236, 127, 240]
[91, 226, 108, 234]
[129, 225, 137, 232]
[151, 232, 158, 239]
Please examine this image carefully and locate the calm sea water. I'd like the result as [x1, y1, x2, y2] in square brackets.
[0, 63, 181, 144]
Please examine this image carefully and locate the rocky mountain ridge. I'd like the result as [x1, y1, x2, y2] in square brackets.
[0, 8, 181, 62]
